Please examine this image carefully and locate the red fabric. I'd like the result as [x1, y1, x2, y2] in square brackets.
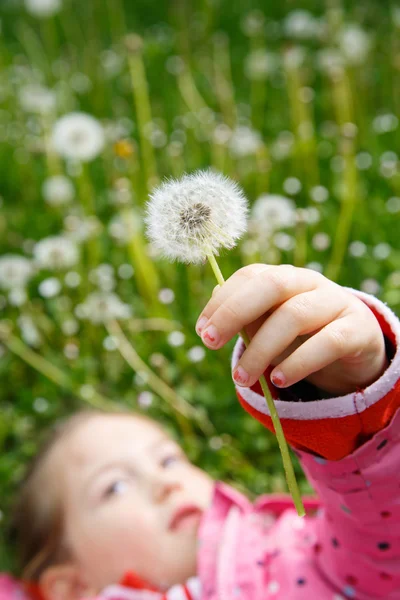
[237, 308, 400, 461]
[22, 582, 46, 600]
[120, 572, 159, 592]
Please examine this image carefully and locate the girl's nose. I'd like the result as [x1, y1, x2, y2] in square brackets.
[152, 477, 181, 503]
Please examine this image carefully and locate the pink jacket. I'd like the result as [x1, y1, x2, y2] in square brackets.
[1, 291, 400, 600]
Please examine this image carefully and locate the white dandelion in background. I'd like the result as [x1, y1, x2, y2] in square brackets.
[251, 194, 296, 233]
[64, 215, 102, 242]
[283, 46, 306, 70]
[284, 10, 321, 40]
[158, 288, 175, 304]
[338, 24, 372, 65]
[361, 278, 380, 295]
[386, 197, 400, 213]
[229, 126, 262, 158]
[51, 112, 105, 162]
[25, 0, 62, 18]
[77, 292, 131, 324]
[349, 240, 367, 257]
[145, 170, 248, 264]
[38, 277, 61, 298]
[89, 264, 116, 292]
[19, 84, 56, 114]
[187, 346, 206, 363]
[167, 331, 185, 347]
[0, 255, 34, 290]
[33, 235, 79, 270]
[244, 50, 279, 81]
[18, 315, 41, 347]
[108, 215, 130, 245]
[42, 175, 74, 206]
[316, 49, 344, 75]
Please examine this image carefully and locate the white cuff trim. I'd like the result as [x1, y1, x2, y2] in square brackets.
[231, 290, 400, 421]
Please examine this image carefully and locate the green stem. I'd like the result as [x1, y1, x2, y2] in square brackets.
[122, 208, 163, 314]
[126, 36, 159, 191]
[206, 252, 305, 517]
[106, 319, 215, 438]
[1, 331, 117, 411]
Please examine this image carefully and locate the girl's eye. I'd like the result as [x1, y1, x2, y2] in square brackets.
[161, 454, 182, 468]
[103, 479, 129, 499]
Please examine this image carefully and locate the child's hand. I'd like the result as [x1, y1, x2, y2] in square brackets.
[196, 264, 388, 396]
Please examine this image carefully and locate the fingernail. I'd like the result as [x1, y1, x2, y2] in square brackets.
[271, 370, 286, 387]
[196, 316, 208, 335]
[202, 325, 220, 347]
[233, 365, 249, 386]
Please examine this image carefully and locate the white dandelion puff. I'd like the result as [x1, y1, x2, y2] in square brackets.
[251, 194, 296, 233]
[0, 255, 34, 290]
[64, 215, 102, 242]
[284, 10, 321, 40]
[42, 175, 75, 206]
[145, 170, 248, 264]
[77, 292, 131, 324]
[187, 345, 206, 363]
[38, 277, 62, 298]
[19, 84, 56, 114]
[244, 50, 279, 81]
[338, 24, 372, 65]
[229, 126, 262, 157]
[167, 331, 185, 347]
[25, 0, 62, 18]
[33, 235, 79, 270]
[51, 112, 105, 162]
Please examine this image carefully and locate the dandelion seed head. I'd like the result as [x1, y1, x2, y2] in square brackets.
[77, 292, 131, 324]
[361, 278, 380, 295]
[25, 0, 62, 17]
[251, 194, 296, 233]
[167, 331, 185, 347]
[64, 342, 79, 359]
[187, 345, 206, 363]
[38, 277, 61, 298]
[0, 255, 34, 290]
[33, 397, 49, 413]
[33, 236, 79, 270]
[145, 170, 248, 263]
[338, 24, 372, 65]
[42, 175, 74, 206]
[19, 83, 56, 114]
[51, 112, 105, 162]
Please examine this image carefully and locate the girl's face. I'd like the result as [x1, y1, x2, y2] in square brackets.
[52, 414, 214, 591]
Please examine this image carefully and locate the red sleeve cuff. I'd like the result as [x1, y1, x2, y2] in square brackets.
[232, 290, 400, 461]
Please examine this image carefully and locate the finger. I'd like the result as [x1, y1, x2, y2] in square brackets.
[196, 264, 273, 334]
[231, 288, 346, 387]
[199, 266, 323, 349]
[270, 315, 362, 388]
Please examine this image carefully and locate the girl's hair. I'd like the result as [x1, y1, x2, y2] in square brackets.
[8, 408, 159, 582]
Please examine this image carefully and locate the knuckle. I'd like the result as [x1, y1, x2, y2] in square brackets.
[327, 325, 349, 353]
[286, 296, 312, 324]
[266, 270, 288, 295]
[220, 299, 242, 323]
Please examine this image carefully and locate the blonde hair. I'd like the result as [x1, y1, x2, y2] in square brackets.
[9, 408, 162, 582]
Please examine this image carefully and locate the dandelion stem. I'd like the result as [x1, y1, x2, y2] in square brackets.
[106, 319, 215, 438]
[126, 35, 159, 191]
[121, 207, 163, 314]
[0, 329, 116, 411]
[206, 251, 305, 517]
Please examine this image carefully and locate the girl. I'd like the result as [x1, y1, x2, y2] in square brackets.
[1, 264, 399, 600]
